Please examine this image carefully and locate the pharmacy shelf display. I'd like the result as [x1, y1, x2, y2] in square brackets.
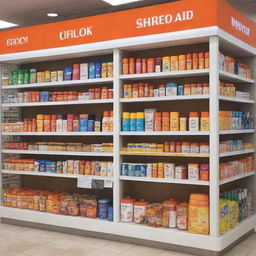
[1, 0, 256, 254]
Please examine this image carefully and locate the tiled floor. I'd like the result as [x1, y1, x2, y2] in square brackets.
[0, 223, 255, 256]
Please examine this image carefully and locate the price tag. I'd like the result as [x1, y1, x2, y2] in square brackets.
[77, 176, 92, 188]
[104, 179, 113, 188]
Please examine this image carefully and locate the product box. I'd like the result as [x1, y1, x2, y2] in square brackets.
[144, 108, 156, 132]
[80, 63, 88, 80]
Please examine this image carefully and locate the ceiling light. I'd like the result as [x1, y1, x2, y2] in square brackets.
[47, 13, 58, 17]
[0, 20, 18, 29]
[102, 0, 142, 6]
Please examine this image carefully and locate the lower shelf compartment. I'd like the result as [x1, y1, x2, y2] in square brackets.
[1, 206, 255, 252]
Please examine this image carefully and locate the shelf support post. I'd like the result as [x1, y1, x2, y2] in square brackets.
[209, 36, 220, 238]
[113, 48, 121, 222]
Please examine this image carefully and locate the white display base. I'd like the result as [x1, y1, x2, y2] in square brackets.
[0, 206, 255, 252]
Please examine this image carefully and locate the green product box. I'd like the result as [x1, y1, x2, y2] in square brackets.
[17, 69, 24, 85]
[30, 68, 37, 83]
[23, 69, 30, 84]
[12, 70, 18, 85]
[8, 71, 13, 85]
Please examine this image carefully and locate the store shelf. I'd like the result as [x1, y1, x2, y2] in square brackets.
[220, 171, 255, 185]
[1, 170, 114, 181]
[120, 176, 209, 185]
[2, 99, 113, 107]
[0, 206, 214, 250]
[219, 96, 254, 104]
[119, 69, 209, 80]
[120, 95, 209, 103]
[219, 70, 255, 83]
[120, 131, 209, 136]
[2, 132, 113, 136]
[2, 78, 113, 90]
[121, 151, 209, 158]
[2, 149, 113, 157]
[219, 149, 254, 157]
[219, 129, 255, 135]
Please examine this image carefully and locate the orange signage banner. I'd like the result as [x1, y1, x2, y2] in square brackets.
[0, 0, 255, 55]
[217, 0, 256, 47]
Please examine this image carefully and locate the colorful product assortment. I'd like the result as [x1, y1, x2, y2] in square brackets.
[219, 188, 253, 234]
[3, 142, 113, 153]
[121, 162, 209, 181]
[4, 188, 113, 221]
[219, 156, 253, 181]
[3, 158, 113, 176]
[219, 111, 254, 130]
[2, 111, 113, 133]
[219, 140, 253, 153]
[6, 62, 113, 86]
[122, 52, 209, 74]
[123, 82, 209, 98]
[219, 53, 252, 79]
[122, 142, 209, 154]
[219, 82, 251, 100]
[122, 109, 209, 132]
[121, 193, 209, 235]
[3, 87, 113, 104]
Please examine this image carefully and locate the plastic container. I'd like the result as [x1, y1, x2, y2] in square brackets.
[200, 112, 210, 131]
[121, 197, 135, 222]
[200, 164, 209, 181]
[36, 114, 44, 132]
[64, 67, 72, 80]
[177, 203, 189, 230]
[136, 112, 145, 131]
[102, 111, 110, 132]
[189, 112, 200, 131]
[80, 114, 88, 132]
[162, 112, 170, 131]
[170, 112, 179, 131]
[188, 163, 199, 180]
[122, 112, 130, 132]
[122, 58, 129, 75]
[130, 113, 137, 131]
[188, 194, 209, 235]
[134, 200, 149, 224]
[154, 112, 162, 131]
[98, 198, 111, 219]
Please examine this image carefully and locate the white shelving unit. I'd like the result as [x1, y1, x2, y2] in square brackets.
[0, 4, 256, 254]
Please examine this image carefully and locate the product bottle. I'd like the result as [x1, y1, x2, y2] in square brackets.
[62, 114, 68, 132]
[43, 115, 51, 132]
[154, 112, 162, 131]
[170, 112, 180, 131]
[109, 111, 113, 132]
[88, 114, 95, 132]
[79, 114, 88, 132]
[31, 118, 36, 132]
[122, 58, 129, 75]
[162, 112, 170, 131]
[36, 114, 44, 132]
[56, 115, 63, 132]
[94, 117, 101, 132]
[130, 113, 137, 131]
[73, 115, 80, 132]
[72, 64, 80, 80]
[200, 112, 210, 131]
[136, 112, 145, 131]
[122, 112, 130, 132]
[67, 114, 74, 132]
[179, 114, 187, 131]
[103, 111, 110, 132]
[50, 115, 57, 132]
[189, 112, 200, 131]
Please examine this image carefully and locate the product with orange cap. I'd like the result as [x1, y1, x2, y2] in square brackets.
[154, 112, 162, 131]
[122, 58, 129, 75]
[43, 115, 51, 132]
[102, 111, 110, 132]
[189, 112, 200, 131]
[178, 55, 186, 71]
[177, 202, 189, 230]
[188, 193, 209, 235]
[170, 112, 179, 131]
[200, 112, 209, 131]
[192, 53, 199, 69]
[121, 197, 135, 222]
[198, 53, 205, 69]
[162, 199, 177, 228]
[134, 199, 149, 224]
[162, 112, 170, 131]
[170, 56, 178, 71]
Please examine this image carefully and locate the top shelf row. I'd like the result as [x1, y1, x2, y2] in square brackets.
[2, 70, 254, 90]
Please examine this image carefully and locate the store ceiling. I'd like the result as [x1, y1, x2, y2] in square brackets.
[0, 0, 255, 30]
